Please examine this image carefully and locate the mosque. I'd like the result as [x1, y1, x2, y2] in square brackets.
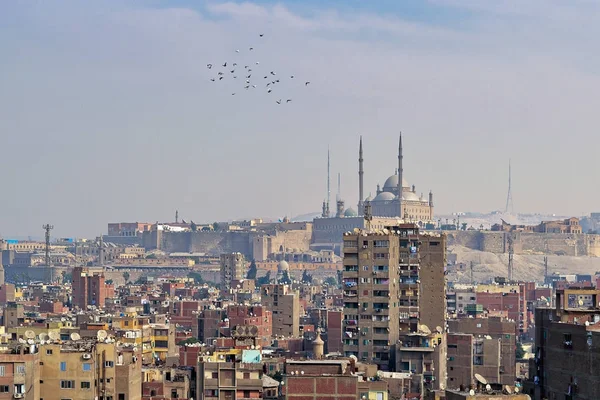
[312, 135, 435, 249]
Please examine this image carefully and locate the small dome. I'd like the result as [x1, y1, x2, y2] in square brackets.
[277, 260, 289, 273]
[402, 191, 421, 201]
[373, 192, 395, 202]
[383, 174, 409, 191]
[344, 208, 358, 217]
[365, 195, 373, 202]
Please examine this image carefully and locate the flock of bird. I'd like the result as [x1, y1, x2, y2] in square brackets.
[207, 33, 310, 104]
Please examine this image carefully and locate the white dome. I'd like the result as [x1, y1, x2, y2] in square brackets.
[277, 260, 289, 273]
[373, 192, 395, 202]
[383, 174, 409, 191]
[402, 191, 421, 202]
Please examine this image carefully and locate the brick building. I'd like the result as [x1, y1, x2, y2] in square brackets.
[71, 267, 114, 309]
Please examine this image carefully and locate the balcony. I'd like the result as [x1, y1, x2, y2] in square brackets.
[237, 379, 263, 389]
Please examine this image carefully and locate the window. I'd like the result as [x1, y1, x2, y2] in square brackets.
[104, 361, 114, 368]
[0, 386, 9, 393]
[81, 382, 91, 389]
[46, 349, 53, 355]
[60, 380, 75, 389]
[60, 362, 67, 371]
[0, 366, 4, 377]
[243, 372, 250, 379]
[243, 391, 250, 398]
[16, 365, 25, 375]
[83, 363, 91, 371]
[119, 394, 125, 400]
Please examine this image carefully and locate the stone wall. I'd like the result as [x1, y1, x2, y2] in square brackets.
[448, 231, 600, 257]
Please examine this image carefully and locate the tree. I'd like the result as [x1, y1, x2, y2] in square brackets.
[122, 272, 130, 283]
[324, 276, 338, 286]
[188, 271, 204, 284]
[145, 254, 157, 259]
[461, 222, 468, 231]
[190, 221, 197, 232]
[247, 260, 258, 280]
[516, 342, 526, 359]
[256, 271, 271, 286]
[301, 269, 313, 284]
[280, 270, 292, 285]
[106, 279, 114, 285]
[212, 222, 221, 231]
[270, 371, 283, 382]
[177, 337, 201, 346]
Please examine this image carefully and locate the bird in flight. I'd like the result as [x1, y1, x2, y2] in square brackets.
[290, 75, 294, 78]
[207, 64, 213, 69]
[256, 62, 260, 65]
[264, 76, 268, 79]
[276, 99, 282, 104]
[245, 85, 250, 89]
[210, 78, 215, 81]
[222, 62, 227, 67]
[218, 72, 224, 75]
[267, 89, 272, 93]
[219, 77, 224, 80]
[249, 47, 254, 51]
[244, 65, 249, 69]
[305, 81, 310, 86]
[252, 85, 257, 88]
[286, 99, 292, 103]
[246, 75, 251, 78]
[233, 63, 237, 67]
[232, 93, 236, 95]
[267, 83, 271, 87]
[230, 70, 235, 73]
[270, 71, 276, 75]
[236, 49, 240, 53]
[260, 34, 264, 37]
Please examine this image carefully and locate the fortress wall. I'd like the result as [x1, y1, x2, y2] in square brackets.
[445, 231, 482, 250]
[481, 232, 506, 253]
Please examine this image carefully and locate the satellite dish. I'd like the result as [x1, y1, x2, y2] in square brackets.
[504, 385, 513, 394]
[579, 299, 584, 306]
[70, 333, 81, 341]
[475, 373, 488, 385]
[27, 339, 35, 345]
[420, 324, 431, 335]
[97, 330, 108, 340]
[515, 387, 520, 393]
[25, 330, 35, 339]
[435, 326, 443, 334]
[61, 317, 66, 322]
[39, 333, 48, 342]
[18, 338, 25, 344]
[39, 340, 45, 345]
[585, 321, 590, 326]
[486, 384, 491, 391]
[469, 390, 475, 396]
[48, 331, 60, 341]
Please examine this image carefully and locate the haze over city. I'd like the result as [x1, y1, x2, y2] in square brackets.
[2, 0, 600, 237]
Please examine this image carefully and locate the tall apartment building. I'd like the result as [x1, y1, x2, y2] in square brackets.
[71, 267, 114, 309]
[260, 284, 300, 337]
[342, 229, 400, 371]
[220, 253, 246, 291]
[0, 351, 40, 400]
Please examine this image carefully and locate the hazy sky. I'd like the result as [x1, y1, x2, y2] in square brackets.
[2, 1, 600, 238]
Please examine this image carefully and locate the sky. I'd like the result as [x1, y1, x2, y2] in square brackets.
[1, 0, 600, 238]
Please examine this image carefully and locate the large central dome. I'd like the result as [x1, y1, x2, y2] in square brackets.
[383, 174, 409, 192]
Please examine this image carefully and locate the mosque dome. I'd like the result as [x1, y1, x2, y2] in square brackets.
[373, 192, 395, 202]
[365, 194, 373, 202]
[383, 174, 409, 192]
[402, 191, 421, 201]
[277, 260, 289, 273]
[344, 208, 358, 217]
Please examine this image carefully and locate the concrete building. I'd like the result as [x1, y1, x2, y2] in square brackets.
[71, 266, 114, 309]
[448, 317, 516, 386]
[227, 304, 272, 347]
[39, 341, 141, 400]
[526, 288, 600, 399]
[342, 229, 400, 371]
[260, 284, 300, 337]
[447, 333, 503, 390]
[0, 351, 40, 400]
[220, 253, 246, 291]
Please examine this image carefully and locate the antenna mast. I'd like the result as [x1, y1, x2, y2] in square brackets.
[505, 159, 514, 214]
[43, 224, 54, 284]
[364, 201, 373, 232]
[327, 148, 331, 217]
[507, 234, 514, 281]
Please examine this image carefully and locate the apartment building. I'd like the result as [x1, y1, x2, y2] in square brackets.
[220, 253, 246, 291]
[342, 229, 400, 371]
[260, 284, 300, 337]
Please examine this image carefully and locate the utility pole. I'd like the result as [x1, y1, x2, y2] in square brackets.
[470, 261, 474, 285]
[175, 210, 179, 224]
[505, 159, 514, 214]
[507, 234, 514, 281]
[544, 256, 548, 284]
[43, 224, 54, 284]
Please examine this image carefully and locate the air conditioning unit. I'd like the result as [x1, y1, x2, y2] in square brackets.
[14, 394, 24, 399]
[82, 353, 92, 360]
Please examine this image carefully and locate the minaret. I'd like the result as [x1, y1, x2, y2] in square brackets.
[358, 136, 364, 215]
[398, 133, 403, 219]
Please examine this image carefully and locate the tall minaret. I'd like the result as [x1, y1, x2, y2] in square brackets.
[398, 133, 403, 219]
[358, 136, 364, 215]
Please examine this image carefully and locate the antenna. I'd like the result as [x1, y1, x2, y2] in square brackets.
[43, 224, 54, 282]
[175, 210, 179, 223]
[363, 201, 373, 231]
[505, 159, 514, 214]
[327, 147, 331, 217]
[338, 173, 341, 198]
[470, 261, 474, 285]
